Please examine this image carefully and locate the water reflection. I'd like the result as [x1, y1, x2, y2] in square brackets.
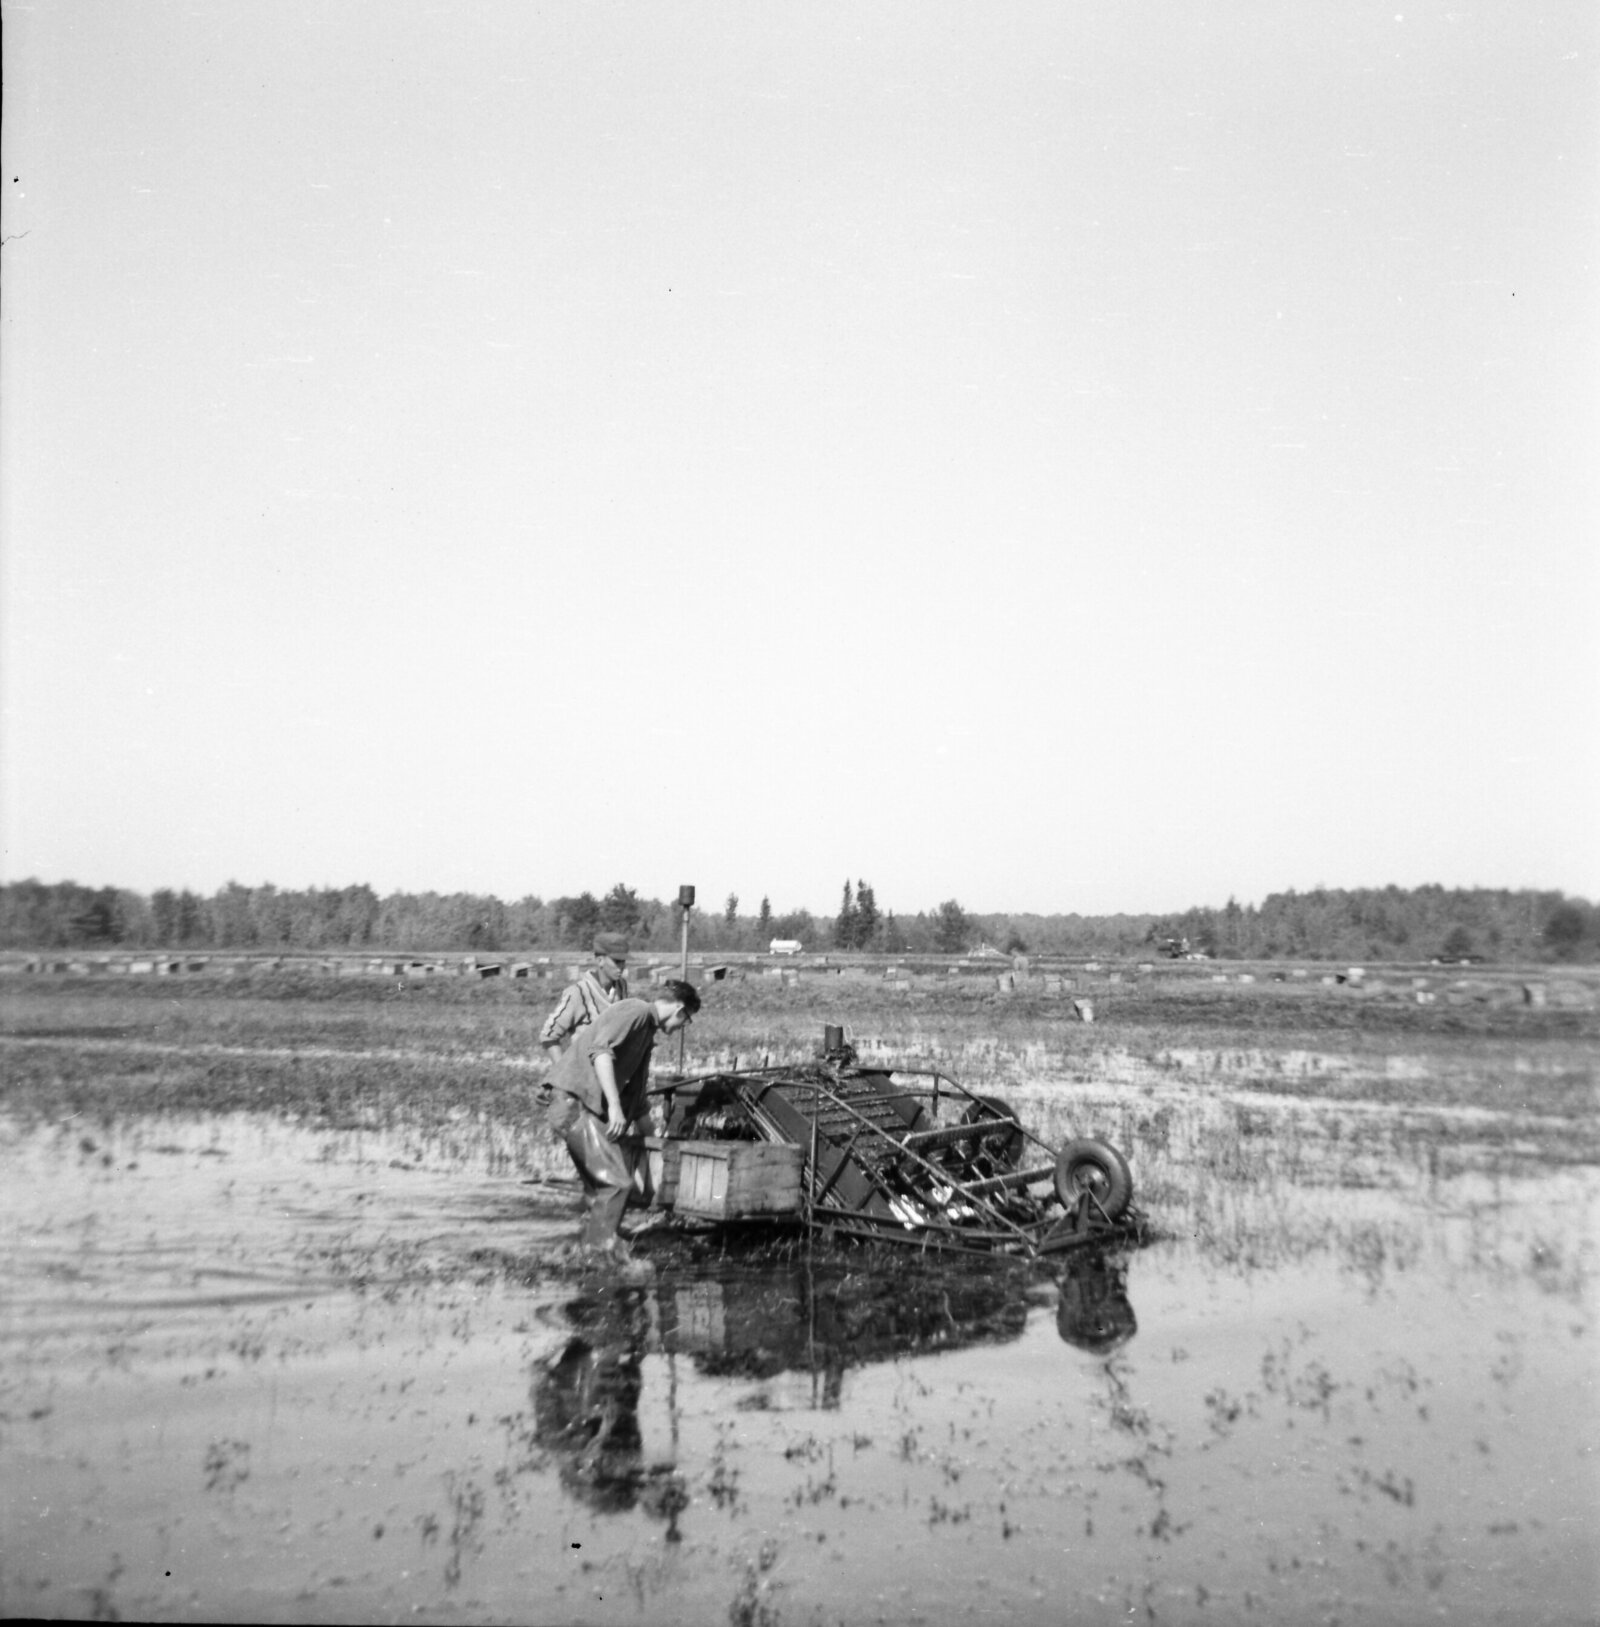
[530, 1249, 1138, 1518]
[530, 1289, 690, 1531]
[1057, 1252, 1138, 1353]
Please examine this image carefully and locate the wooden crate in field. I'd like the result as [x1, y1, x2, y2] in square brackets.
[643, 1137, 681, 1207]
[648, 1139, 804, 1219]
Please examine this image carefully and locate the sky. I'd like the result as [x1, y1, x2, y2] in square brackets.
[2, 1, 1596, 919]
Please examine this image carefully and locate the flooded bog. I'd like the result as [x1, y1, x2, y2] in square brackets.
[1, 1112, 1596, 1625]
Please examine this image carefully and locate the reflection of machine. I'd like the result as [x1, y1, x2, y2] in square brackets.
[645, 1250, 1137, 1373]
[645, 1028, 1143, 1258]
[530, 1248, 1140, 1514]
[1056, 1252, 1138, 1353]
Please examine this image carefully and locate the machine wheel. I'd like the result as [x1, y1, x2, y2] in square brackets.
[1053, 1139, 1133, 1221]
[959, 1096, 1025, 1170]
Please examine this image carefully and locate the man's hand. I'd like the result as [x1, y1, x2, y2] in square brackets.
[593, 1053, 627, 1141]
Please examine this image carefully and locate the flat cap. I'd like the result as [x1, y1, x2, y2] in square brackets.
[592, 932, 630, 960]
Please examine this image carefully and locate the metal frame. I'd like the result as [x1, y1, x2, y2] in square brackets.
[652, 1053, 1138, 1259]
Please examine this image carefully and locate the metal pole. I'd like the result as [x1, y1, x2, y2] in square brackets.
[676, 884, 694, 1074]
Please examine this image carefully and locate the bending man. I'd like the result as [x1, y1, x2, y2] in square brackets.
[547, 980, 700, 1260]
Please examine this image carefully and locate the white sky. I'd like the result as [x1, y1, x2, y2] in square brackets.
[2, 1, 1596, 918]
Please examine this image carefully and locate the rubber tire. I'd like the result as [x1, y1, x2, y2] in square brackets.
[1053, 1138, 1134, 1221]
[959, 1096, 1025, 1170]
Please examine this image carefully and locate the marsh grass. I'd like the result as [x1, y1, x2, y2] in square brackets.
[3, 972, 1595, 1275]
[0, 1031, 560, 1184]
[11, 963, 1596, 1038]
[0, 976, 544, 1052]
[3, 973, 1595, 1139]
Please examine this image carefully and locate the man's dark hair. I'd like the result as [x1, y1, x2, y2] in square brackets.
[661, 979, 701, 1015]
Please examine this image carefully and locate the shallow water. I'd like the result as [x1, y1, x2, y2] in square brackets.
[1, 1112, 1596, 1626]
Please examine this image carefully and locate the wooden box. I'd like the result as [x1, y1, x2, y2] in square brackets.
[643, 1137, 681, 1208]
[647, 1139, 804, 1219]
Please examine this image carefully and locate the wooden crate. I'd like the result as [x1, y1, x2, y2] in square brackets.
[652, 1139, 804, 1219]
[643, 1137, 682, 1208]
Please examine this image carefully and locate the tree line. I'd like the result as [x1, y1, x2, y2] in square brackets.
[1138, 885, 1596, 965]
[0, 876, 1594, 963]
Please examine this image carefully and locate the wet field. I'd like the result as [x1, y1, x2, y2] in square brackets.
[3, 1064, 1596, 1627]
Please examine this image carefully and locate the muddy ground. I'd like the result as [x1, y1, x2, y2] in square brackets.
[1, 979, 1597, 1624]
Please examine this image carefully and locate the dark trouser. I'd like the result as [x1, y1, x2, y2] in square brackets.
[549, 1093, 638, 1249]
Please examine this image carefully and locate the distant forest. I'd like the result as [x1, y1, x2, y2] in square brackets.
[1, 877, 1595, 964]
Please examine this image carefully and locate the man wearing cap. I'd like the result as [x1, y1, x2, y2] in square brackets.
[539, 933, 631, 1055]
[547, 980, 701, 1259]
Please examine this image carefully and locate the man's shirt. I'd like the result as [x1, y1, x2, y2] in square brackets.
[550, 997, 661, 1124]
[539, 968, 629, 1049]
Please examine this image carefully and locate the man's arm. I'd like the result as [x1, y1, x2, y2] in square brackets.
[590, 1051, 627, 1140]
[539, 986, 581, 1050]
